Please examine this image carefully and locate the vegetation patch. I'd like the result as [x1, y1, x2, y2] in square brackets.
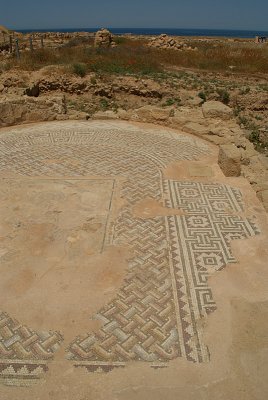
[72, 62, 87, 77]
[7, 38, 268, 75]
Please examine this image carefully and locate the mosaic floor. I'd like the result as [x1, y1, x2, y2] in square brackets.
[0, 121, 260, 387]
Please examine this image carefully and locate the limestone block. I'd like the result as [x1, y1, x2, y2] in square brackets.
[67, 110, 90, 120]
[171, 107, 205, 127]
[130, 105, 172, 123]
[208, 126, 231, 137]
[218, 144, 241, 177]
[202, 101, 233, 120]
[203, 135, 230, 146]
[0, 95, 66, 127]
[93, 110, 118, 120]
[183, 122, 210, 136]
[117, 109, 130, 120]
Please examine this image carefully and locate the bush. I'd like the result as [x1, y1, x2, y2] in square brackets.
[113, 36, 127, 45]
[72, 63, 87, 77]
[249, 129, 260, 143]
[163, 97, 181, 107]
[239, 86, 251, 95]
[198, 91, 207, 103]
[216, 89, 230, 104]
[100, 98, 109, 110]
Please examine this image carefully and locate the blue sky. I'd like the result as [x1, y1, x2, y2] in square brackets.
[1, 0, 268, 30]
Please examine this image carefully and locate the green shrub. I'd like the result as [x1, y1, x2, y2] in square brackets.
[72, 63, 87, 77]
[238, 115, 248, 126]
[249, 129, 260, 143]
[113, 36, 127, 45]
[198, 91, 207, 103]
[239, 86, 250, 95]
[216, 89, 230, 104]
[163, 97, 181, 107]
[255, 115, 263, 121]
[100, 98, 109, 110]
[234, 105, 243, 116]
[90, 76, 97, 85]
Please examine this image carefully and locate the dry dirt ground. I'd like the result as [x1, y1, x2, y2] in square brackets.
[0, 120, 267, 400]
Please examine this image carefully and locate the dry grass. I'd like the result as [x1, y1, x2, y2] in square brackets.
[6, 39, 159, 75]
[3, 38, 268, 76]
[156, 41, 268, 74]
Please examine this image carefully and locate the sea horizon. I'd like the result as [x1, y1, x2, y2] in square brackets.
[15, 27, 268, 39]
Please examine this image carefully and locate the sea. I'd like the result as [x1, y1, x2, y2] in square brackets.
[17, 28, 268, 39]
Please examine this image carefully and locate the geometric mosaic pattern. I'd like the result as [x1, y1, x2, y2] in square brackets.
[68, 182, 259, 369]
[0, 122, 260, 385]
[0, 312, 63, 386]
[165, 181, 259, 362]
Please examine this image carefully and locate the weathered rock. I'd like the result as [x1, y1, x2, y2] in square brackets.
[183, 122, 210, 136]
[68, 110, 90, 120]
[94, 86, 113, 98]
[202, 101, 233, 120]
[236, 140, 258, 167]
[130, 105, 173, 123]
[94, 29, 116, 48]
[259, 128, 268, 146]
[129, 86, 162, 98]
[203, 135, 230, 146]
[170, 107, 205, 127]
[93, 110, 118, 120]
[244, 142, 258, 159]
[250, 97, 268, 111]
[239, 148, 251, 166]
[117, 109, 130, 120]
[148, 34, 196, 51]
[256, 181, 268, 193]
[179, 92, 203, 107]
[259, 155, 268, 170]
[233, 136, 250, 149]
[187, 96, 204, 107]
[208, 126, 230, 137]
[218, 144, 241, 177]
[0, 95, 66, 127]
[1, 73, 28, 89]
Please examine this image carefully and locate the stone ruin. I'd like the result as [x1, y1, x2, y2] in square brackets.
[148, 34, 197, 51]
[255, 36, 267, 44]
[94, 28, 116, 48]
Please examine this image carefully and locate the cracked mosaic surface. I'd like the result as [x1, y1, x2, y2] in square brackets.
[0, 122, 259, 384]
